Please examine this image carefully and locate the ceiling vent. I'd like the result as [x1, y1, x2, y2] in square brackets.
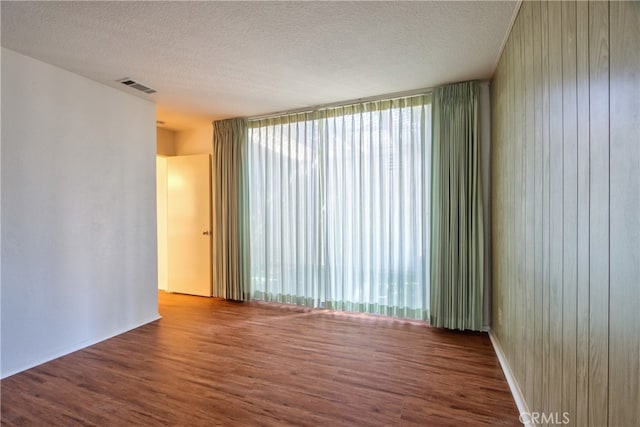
[117, 78, 156, 94]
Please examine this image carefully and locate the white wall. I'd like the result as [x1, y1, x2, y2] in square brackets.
[174, 126, 212, 155]
[156, 127, 176, 156]
[155, 128, 173, 291]
[0, 48, 160, 378]
[156, 157, 168, 291]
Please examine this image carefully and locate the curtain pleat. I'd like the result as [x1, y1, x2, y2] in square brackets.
[212, 118, 250, 301]
[430, 81, 484, 331]
[247, 96, 431, 320]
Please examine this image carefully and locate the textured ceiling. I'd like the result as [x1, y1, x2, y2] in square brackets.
[1, 1, 519, 130]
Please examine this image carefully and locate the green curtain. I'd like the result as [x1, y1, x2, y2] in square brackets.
[212, 118, 251, 301]
[430, 81, 484, 331]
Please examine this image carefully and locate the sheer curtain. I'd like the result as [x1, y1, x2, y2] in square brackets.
[247, 95, 431, 320]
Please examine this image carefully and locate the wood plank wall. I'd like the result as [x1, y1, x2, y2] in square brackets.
[490, 1, 639, 426]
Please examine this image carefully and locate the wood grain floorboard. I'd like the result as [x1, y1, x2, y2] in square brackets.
[1, 292, 519, 426]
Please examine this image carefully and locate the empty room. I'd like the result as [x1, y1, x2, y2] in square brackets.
[1, 1, 638, 426]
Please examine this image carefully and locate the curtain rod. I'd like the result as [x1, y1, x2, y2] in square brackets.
[247, 86, 433, 121]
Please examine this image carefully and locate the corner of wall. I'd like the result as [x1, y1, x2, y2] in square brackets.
[174, 126, 213, 156]
[479, 81, 492, 329]
[157, 127, 177, 156]
[0, 48, 3, 371]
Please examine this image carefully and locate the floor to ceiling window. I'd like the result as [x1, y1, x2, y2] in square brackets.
[247, 94, 431, 320]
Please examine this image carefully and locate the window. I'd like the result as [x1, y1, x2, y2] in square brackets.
[247, 95, 431, 320]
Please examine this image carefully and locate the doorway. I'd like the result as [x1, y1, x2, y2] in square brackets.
[157, 154, 212, 297]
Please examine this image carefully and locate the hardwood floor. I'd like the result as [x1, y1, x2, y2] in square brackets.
[1, 292, 519, 426]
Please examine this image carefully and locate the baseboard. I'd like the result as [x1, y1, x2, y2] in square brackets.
[1, 313, 162, 379]
[488, 329, 532, 427]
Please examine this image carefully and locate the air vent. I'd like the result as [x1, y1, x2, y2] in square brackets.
[117, 78, 156, 94]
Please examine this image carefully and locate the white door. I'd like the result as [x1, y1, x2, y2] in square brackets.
[167, 154, 212, 296]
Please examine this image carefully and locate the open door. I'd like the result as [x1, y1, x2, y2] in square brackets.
[167, 154, 212, 296]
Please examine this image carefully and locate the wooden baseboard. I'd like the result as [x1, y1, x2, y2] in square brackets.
[488, 329, 532, 427]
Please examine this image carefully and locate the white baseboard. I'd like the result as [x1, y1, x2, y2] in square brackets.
[1, 313, 162, 379]
[488, 329, 533, 427]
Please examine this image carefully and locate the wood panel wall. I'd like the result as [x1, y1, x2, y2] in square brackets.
[490, 1, 639, 426]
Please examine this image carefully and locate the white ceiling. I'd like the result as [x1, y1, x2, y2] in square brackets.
[1, 1, 519, 131]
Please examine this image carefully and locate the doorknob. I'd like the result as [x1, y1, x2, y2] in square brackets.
[202, 230, 211, 235]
